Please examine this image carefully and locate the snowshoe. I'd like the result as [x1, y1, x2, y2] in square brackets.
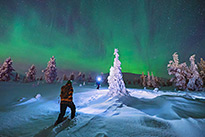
[54, 116, 68, 126]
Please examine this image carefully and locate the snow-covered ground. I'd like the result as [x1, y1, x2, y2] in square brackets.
[0, 82, 205, 137]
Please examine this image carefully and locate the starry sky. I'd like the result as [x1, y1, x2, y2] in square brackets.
[0, 0, 205, 77]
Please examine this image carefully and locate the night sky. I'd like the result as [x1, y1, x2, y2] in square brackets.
[0, 0, 205, 77]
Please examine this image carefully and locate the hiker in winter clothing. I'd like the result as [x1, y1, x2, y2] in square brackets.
[96, 81, 100, 89]
[55, 80, 76, 126]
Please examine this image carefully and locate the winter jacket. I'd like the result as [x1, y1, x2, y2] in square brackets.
[60, 84, 73, 103]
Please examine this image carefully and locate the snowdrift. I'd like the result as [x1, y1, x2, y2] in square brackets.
[0, 82, 205, 137]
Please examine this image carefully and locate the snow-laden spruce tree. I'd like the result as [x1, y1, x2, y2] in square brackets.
[107, 49, 129, 96]
[0, 57, 15, 81]
[151, 72, 156, 88]
[187, 55, 203, 91]
[198, 58, 205, 85]
[14, 73, 20, 81]
[167, 52, 189, 90]
[70, 72, 75, 81]
[42, 56, 57, 83]
[154, 76, 159, 87]
[25, 64, 36, 82]
[63, 74, 68, 81]
[140, 72, 146, 87]
[76, 72, 82, 82]
[147, 71, 151, 87]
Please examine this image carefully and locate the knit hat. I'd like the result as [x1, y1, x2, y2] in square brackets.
[66, 80, 72, 85]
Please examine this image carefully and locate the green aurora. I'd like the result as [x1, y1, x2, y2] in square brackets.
[0, 0, 204, 77]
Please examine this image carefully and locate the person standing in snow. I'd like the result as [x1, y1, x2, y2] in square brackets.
[55, 80, 76, 126]
[96, 80, 100, 89]
[96, 76, 102, 89]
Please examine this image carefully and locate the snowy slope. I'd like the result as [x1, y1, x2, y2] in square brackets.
[0, 82, 205, 137]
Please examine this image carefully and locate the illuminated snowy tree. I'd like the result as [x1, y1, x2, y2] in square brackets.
[42, 56, 57, 83]
[108, 49, 129, 96]
[25, 65, 36, 82]
[0, 57, 15, 81]
[187, 55, 203, 91]
[167, 52, 189, 90]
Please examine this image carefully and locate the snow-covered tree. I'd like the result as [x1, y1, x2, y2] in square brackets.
[87, 73, 92, 82]
[167, 52, 189, 90]
[187, 55, 203, 91]
[0, 57, 15, 81]
[42, 56, 57, 83]
[63, 74, 68, 81]
[82, 73, 86, 82]
[70, 72, 75, 81]
[155, 76, 160, 87]
[140, 72, 146, 87]
[107, 49, 129, 96]
[25, 65, 36, 82]
[147, 71, 151, 87]
[39, 76, 43, 81]
[151, 72, 156, 88]
[76, 72, 82, 81]
[14, 73, 20, 81]
[198, 58, 205, 85]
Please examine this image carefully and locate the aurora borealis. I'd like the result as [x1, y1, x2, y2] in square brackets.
[0, 0, 204, 77]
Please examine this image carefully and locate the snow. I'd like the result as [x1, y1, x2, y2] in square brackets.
[0, 81, 205, 137]
[15, 94, 41, 106]
[153, 87, 159, 92]
[35, 94, 41, 99]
